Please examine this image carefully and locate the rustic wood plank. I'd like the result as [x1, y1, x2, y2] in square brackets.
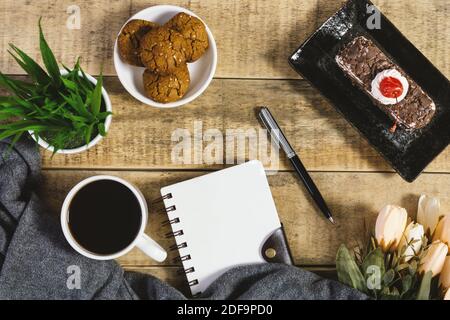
[0, 0, 131, 75]
[3, 0, 448, 298]
[39, 169, 450, 266]
[0, 0, 448, 79]
[31, 77, 449, 173]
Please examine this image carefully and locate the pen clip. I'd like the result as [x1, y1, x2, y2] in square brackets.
[258, 107, 296, 158]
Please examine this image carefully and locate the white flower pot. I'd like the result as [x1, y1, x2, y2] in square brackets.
[29, 70, 112, 154]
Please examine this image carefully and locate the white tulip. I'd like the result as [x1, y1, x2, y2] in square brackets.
[417, 195, 443, 236]
[419, 241, 448, 277]
[440, 256, 450, 290]
[375, 205, 408, 252]
[398, 222, 424, 262]
[433, 215, 450, 248]
[444, 288, 450, 300]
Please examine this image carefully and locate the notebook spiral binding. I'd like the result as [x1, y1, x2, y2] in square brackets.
[161, 217, 180, 226]
[169, 242, 187, 251]
[158, 193, 199, 289]
[165, 229, 184, 238]
[172, 254, 191, 263]
[151, 193, 172, 204]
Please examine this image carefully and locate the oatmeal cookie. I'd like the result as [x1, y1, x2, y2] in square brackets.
[139, 26, 188, 74]
[165, 12, 209, 62]
[118, 19, 158, 66]
[143, 64, 190, 103]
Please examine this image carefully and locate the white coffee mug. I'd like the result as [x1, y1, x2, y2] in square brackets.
[61, 175, 167, 262]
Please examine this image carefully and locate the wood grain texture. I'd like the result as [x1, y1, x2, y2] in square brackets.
[0, 0, 448, 79]
[2, 0, 450, 294]
[39, 169, 450, 267]
[0, 0, 130, 75]
[33, 77, 450, 173]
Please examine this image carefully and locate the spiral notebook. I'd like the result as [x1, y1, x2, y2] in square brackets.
[160, 160, 293, 296]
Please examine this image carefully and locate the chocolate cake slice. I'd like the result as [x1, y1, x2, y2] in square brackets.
[336, 36, 435, 130]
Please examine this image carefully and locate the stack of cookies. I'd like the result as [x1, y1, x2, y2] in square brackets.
[118, 13, 209, 103]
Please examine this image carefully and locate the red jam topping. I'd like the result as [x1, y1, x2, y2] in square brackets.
[379, 76, 403, 99]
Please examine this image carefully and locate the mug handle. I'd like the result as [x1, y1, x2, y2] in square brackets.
[136, 233, 167, 262]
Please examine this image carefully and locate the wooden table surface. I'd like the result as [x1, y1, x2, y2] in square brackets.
[2, 0, 449, 295]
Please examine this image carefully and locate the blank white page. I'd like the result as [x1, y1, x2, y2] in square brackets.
[161, 160, 281, 295]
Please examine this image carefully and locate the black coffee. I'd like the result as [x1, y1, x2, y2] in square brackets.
[68, 179, 142, 255]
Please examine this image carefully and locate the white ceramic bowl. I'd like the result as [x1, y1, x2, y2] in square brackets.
[113, 5, 217, 108]
[29, 70, 112, 154]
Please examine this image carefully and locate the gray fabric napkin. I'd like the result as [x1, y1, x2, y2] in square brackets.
[0, 138, 367, 300]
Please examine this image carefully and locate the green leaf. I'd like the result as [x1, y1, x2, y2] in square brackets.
[0, 96, 19, 107]
[380, 287, 390, 297]
[409, 260, 418, 276]
[396, 263, 410, 272]
[96, 111, 112, 121]
[61, 63, 72, 75]
[60, 93, 92, 120]
[73, 91, 85, 110]
[97, 122, 106, 136]
[379, 287, 397, 300]
[361, 247, 385, 292]
[401, 274, 413, 295]
[391, 252, 399, 269]
[79, 66, 94, 90]
[83, 91, 92, 107]
[416, 271, 433, 300]
[61, 77, 78, 91]
[336, 245, 367, 293]
[391, 287, 400, 296]
[0, 120, 52, 131]
[0, 124, 49, 141]
[10, 131, 24, 146]
[382, 269, 395, 286]
[362, 248, 385, 278]
[11, 96, 34, 110]
[85, 123, 94, 145]
[0, 114, 16, 121]
[90, 72, 103, 116]
[8, 44, 51, 86]
[67, 114, 89, 123]
[6, 78, 36, 97]
[0, 107, 26, 119]
[38, 18, 61, 87]
[0, 72, 27, 96]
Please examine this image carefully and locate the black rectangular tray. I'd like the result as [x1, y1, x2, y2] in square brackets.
[289, 0, 450, 182]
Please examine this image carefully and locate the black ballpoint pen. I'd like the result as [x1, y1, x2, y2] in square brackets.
[258, 107, 335, 224]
